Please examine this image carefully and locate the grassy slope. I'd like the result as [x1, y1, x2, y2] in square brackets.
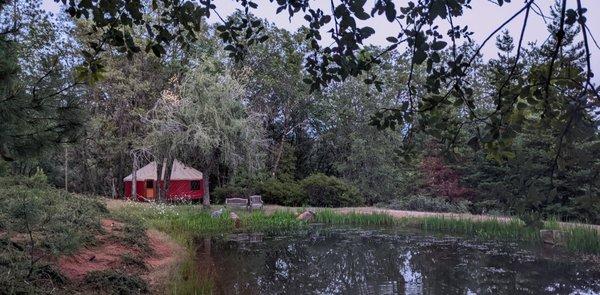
[0, 177, 160, 294]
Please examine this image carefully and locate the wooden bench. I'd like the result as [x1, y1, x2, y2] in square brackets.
[225, 198, 248, 209]
[248, 195, 263, 210]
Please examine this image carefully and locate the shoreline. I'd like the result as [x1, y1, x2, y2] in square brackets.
[104, 198, 600, 293]
[105, 198, 600, 232]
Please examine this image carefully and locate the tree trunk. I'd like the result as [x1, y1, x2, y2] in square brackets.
[156, 159, 164, 202]
[162, 158, 174, 202]
[64, 146, 68, 192]
[202, 175, 210, 206]
[131, 154, 138, 200]
[111, 177, 117, 199]
[271, 138, 286, 177]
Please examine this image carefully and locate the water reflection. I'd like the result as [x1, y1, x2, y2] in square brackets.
[196, 228, 600, 295]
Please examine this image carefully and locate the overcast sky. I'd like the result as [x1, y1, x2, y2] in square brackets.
[42, 0, 600, 81]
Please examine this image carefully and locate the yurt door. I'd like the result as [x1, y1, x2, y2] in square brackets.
[145, 180, 156, 199]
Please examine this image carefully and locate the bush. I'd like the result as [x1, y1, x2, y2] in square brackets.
[0, 176, 107, 293]
[386, 194, 470, 213]
[0, 174, 49, 189]
[258, 178, 307, 206]
[300, 173, 363, 207]
[212, 186, 248, 204]
[0, 160, 9, 177]
[121, 253, 147, 270]
[84, 270, 148, 295]
[519, 211, 544, 229]
[30, 167, 48, 184]
[470, 200, 505, 215]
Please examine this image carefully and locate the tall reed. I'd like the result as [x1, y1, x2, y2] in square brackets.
[417, 216, 539, 241]
[315, 209, 398, 226]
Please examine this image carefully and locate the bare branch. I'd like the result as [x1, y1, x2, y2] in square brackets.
[576, 0, 594, 91]
[496, 1, 532, 109]
[543, 0, 567, 115]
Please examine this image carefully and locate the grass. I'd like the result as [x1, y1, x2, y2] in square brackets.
[116, 204, 600, 255]
[562, 227, 600, 254]
[168, 258, 214, 295]
[315, 209, 398, 226]
[407, 216, 600, 254]
[242, 211, 308, 234]
[112, 204, 308, 246]
[311, 210, 600, 254]
[121, 253, 147, 270]
[0, 177, 108, 294]
[83, 270, 148, 295]
[417, 216, 540, 241]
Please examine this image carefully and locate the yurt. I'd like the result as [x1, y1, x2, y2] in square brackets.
[123, 159, 204, 201]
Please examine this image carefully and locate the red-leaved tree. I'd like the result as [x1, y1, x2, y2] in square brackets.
[419, 155, 472, 201]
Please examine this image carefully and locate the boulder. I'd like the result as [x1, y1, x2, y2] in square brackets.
[297, 210, 315, 222]
[230, 212, 241, 228]
[211, 208, 224, 218]
[540, 229, 566, 246]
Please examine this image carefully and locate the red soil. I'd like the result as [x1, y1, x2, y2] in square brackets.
[58, 219, 184, 290]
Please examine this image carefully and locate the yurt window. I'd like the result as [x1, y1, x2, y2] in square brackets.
[191, 180, 201, 190]
[146, 180, 154, 188]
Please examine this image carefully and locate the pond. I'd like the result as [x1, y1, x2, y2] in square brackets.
[195, 227, 600, 294]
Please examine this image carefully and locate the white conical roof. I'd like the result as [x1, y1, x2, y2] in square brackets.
[123, 159, 203, 181]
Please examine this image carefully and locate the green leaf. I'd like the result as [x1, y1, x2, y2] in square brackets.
[413, 50, 427, 64]
[360, 26, 375, 38]
[431, 41, 447, 50]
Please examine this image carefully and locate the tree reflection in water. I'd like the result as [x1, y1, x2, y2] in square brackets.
[195, 228, 600, 295]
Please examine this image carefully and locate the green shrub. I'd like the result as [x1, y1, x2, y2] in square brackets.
[258, 178, 307, 206]
[212, 186, 247, 204]
[30, 167, 48, 184]
[300, 173, 363, 207]
[0, 159, 9, 177]
[0, 176, 107, 293]
[386, 195, 470, 213]
[470, 199, 505, 215]
[519, 211, 544, 229]
[84, 270, 148, 295]
[121, 253, 147, 270]
[213, 171, 267, 204]
[541, 196, 600, 224]
[0, 174, 50, 189]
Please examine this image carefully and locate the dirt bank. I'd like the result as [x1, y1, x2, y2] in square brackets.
[58, 218, 185, 293]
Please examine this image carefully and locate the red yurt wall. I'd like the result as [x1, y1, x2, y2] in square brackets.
[124, 180, 204, 201]
[166, 180, 204, 200]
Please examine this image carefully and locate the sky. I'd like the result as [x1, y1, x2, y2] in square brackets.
[41, 0, 600, 81]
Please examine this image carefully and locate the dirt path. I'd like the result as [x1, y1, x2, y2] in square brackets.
[58, 218, 186, 293]
[98, 199, 188, 293]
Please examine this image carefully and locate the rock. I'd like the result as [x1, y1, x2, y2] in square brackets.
[211, 208, 224, 218]
[297, 210, 315, 222]
[230, 212, 241, 228]
[540, 229, 566, 245]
